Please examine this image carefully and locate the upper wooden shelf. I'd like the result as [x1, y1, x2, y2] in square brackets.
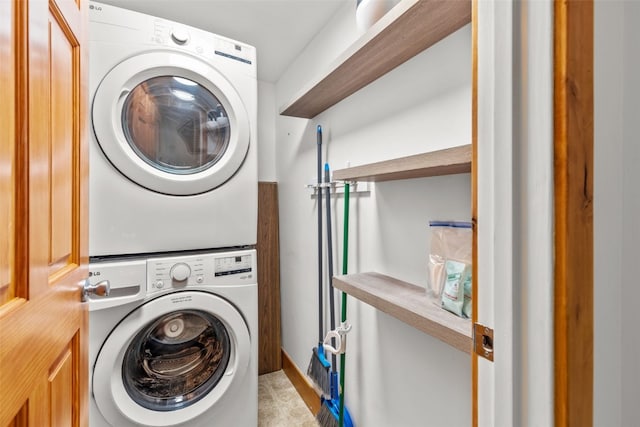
[279, 0, 472, 118]
[334, 272, 472, 353]
[332, 144, 471, 182]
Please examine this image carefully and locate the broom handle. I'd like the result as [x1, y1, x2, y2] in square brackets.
[325, 164, 337, 369]
[339, 182, 350, 427]
[340, 183, 349, 323]
[317, 126, 323, 342]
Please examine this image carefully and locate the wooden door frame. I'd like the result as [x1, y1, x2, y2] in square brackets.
[471, 0, 593, 425]
[471, 0, 478, 423]
[553, 1, 593, 426]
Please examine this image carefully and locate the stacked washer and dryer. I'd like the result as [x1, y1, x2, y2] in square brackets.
[86, 3, 258, 426]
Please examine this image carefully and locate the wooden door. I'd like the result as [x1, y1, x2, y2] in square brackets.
[0, 0, 89, 425]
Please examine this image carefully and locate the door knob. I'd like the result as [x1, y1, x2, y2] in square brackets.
[81, 278, 111, 302]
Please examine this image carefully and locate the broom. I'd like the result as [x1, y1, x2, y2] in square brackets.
[306, 125, 331, 396]
[317, 171, 354, 427]
[338, 182, 353, 426]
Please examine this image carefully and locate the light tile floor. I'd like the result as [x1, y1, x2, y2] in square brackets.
[258, 370, 318, 427]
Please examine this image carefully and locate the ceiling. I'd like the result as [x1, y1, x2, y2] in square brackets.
[96, 0, 350, 83]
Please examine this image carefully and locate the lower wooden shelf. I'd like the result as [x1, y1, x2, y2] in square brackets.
[333, 272, 472, 353]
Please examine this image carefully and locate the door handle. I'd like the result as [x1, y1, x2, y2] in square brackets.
[81, 278, 111, 302]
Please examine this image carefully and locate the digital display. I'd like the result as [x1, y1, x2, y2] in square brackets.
[214, 255, 252, 276]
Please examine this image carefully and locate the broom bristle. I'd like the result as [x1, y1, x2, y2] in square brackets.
[306, 347, 331, 396]
[316, 401, 339, 427]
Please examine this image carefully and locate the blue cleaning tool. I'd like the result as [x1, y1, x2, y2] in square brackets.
[307, 125, 331, 396]
[317, 371, 354, 427]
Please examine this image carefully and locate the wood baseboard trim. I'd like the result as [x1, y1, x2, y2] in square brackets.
[281, 348, 321, 415]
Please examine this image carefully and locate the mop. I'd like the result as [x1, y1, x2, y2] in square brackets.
[306, 125, 331, 396]
[317, 167, 354, 427]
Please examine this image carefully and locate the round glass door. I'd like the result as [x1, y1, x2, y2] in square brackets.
[122, 76, 231, 176]
[92, 291, 251, 427]
[92, 51, 250, 195]
[122, 310, 231, 411]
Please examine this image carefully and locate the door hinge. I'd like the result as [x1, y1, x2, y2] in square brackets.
[473, 323, 494, 362]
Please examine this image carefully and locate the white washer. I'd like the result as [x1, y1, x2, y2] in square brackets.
[87, 249, 257, 427]
[89, 2, 257, 256]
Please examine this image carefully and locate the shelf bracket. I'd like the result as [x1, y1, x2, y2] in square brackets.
[306, 180, 370, 197]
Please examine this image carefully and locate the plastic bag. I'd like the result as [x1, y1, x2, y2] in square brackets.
[426, 221, 472, 310]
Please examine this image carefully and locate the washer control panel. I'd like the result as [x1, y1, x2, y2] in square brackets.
[147, 249, 256, 293]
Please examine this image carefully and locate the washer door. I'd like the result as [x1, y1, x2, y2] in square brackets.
[93, 291, 251, 427]
[92, 51, 250, 195]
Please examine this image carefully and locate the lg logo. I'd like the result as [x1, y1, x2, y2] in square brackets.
[89, 4, 102, 11]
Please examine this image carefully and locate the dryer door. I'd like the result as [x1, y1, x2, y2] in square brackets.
[92, 51, 250, 195]
[93, 291, 250, 427]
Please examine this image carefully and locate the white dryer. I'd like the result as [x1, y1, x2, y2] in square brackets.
[89, 2, 257, 256]
[87, 249, 257, 427]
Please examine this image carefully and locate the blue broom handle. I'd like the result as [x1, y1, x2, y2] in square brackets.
[325, 163, 337, 369]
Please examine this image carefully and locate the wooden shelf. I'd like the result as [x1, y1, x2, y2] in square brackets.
[333, 144, 471, 182]
[280, 0, 471, 118]
[334, 272, 472, 353]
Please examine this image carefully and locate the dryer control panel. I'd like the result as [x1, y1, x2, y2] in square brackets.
[147, 249, 256, 293]
[215, 254, 252, 277]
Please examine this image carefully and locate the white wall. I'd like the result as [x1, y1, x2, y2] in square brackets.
[619, 1, 639, 425]
[594, 1, 640, 426]
[594, 2, 622, 424]
[257, 80, 277, 181]
[275, 3, 472, 426]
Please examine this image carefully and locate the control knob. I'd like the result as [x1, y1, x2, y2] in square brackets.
[171, 29, 190, 45]
[170, 263, 191, 282]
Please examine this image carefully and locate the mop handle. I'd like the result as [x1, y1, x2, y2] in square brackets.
[317, 126, 323, 342]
